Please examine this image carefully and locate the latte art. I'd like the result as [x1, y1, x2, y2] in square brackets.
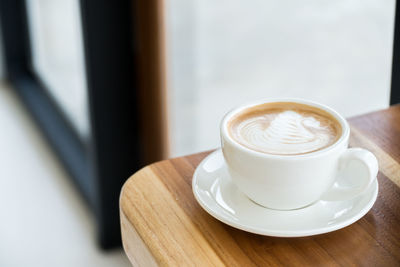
[228, 103, 341, 155]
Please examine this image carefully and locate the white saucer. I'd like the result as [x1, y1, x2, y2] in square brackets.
[192, 149, 378, 237]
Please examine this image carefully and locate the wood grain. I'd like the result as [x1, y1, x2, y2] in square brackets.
[120, 106, 400, 266]
[120, 210, 158, 267]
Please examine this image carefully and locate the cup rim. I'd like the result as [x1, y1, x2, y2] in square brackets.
[221, 98, 350, 159]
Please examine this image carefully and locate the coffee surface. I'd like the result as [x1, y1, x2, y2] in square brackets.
[228, 102, 341, 155]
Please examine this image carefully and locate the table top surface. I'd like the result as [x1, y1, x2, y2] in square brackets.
[120, 105, 400, 266]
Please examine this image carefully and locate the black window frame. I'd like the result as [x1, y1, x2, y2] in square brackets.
[0, 0, 143, 249]
[391, 1, 400, 105]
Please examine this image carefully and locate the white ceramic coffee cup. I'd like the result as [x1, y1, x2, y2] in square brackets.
[221, 98, 378, 210]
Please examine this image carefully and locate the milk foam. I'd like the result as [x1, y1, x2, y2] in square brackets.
[230, 108, 339, 155]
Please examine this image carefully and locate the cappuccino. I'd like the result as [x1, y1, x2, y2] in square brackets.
[228, 102, 342, 155]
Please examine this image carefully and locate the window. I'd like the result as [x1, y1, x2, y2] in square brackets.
[26, 0, 89, 138]
[166, 0, 394, 157]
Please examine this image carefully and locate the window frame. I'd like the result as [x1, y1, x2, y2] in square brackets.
[391, 1, 400, 105]
[0, 0, 143, 249]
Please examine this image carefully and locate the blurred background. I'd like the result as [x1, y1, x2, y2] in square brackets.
[0, 0, 396, 266]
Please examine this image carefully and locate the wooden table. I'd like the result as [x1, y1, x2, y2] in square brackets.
[120, 105, 400, 266]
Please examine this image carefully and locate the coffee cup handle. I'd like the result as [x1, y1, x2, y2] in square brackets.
[321, 148, 378, 202]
